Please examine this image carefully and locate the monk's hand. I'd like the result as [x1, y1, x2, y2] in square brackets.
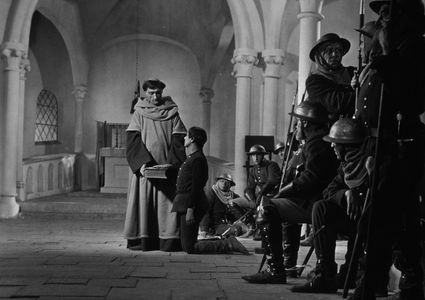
[345, 190, 361, 221]
[186, 208, 195, 225]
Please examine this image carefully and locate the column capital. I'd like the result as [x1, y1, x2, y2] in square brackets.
[231, 48, 259, 78]
[19, 58, 31, 80]
[1, 42, 26, 71]
[262, 49, 285, 78]
[72, 85, 88, 101]
[200, 87, 214, 104]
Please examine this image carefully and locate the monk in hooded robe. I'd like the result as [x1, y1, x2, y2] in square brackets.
[123, 79, 186, 251]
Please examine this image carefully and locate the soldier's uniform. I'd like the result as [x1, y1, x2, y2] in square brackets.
[292, 118, 369, 294]
[306, 33, 356, 121]
[242, 101, 338, 284]
[245, 160, 281, 201]
[352, 1, 425, 299]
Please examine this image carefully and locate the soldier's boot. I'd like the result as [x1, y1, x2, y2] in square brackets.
[282, 223, 301, 278]
[195, 236, 249, 255]
[242, 223, 286, 284]
[291, 259, 338, 293]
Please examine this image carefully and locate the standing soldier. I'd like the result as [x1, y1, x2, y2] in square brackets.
[352, 1, 425, 299]
[241, 101, 338, 284]
[307, 33, 356, 121]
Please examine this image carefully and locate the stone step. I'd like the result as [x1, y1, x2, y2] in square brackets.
[18, 191, 127, 219]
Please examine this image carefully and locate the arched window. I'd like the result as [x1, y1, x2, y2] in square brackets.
[35, 89, 59, 144]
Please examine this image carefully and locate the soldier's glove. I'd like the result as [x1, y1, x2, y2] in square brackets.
[273, 182, 295, 199]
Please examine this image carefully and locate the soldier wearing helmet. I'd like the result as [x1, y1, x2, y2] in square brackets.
[243, 144, 281, 208]
[292, 118, 370, 294]
[307, 33, 356, 122]
[199, 173, 250, 238]
[242, 101, 338, 284]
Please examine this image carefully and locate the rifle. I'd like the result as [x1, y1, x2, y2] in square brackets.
[279, 84, 298, 189]
[354, 0, 366, 115]
[220, 207, 255, 238]
[362, 0, 395, 298]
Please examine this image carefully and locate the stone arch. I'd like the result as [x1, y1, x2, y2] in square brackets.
[25, 166, 33, 194]
[48, 163, 54, 190]
[37, 165, 43, 192]
[3, 0, 88, 85]
[226, 0, 263, 50]
[35, 0, 88, 85]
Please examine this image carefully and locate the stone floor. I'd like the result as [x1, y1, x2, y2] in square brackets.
[0, 193, 353, 300]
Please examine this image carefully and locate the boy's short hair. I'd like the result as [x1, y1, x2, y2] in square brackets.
[142, 79, 166, 91]
[188, 127, 207, 148]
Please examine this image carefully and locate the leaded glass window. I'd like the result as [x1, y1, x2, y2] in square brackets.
[35, 89, 59, 144]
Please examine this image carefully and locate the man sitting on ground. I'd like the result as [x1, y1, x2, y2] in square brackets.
[199, 174, 249, 237]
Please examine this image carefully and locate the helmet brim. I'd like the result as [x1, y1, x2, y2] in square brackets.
[323, 135, 365, 144]
[216, 177, 235, 186]
[289, 111, 328, 124]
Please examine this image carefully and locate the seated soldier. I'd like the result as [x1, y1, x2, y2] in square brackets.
[199, 174, 249, 237]
[243, 144, 281, 239]
[244, 144, 281, 207]
[291, 118, 369, 294]
[242, 101, 338, 284]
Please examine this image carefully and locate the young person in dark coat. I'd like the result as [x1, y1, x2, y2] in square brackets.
[242, 101, 338, 284]
[292, 118, 369, 294]
[171, 127, 249, 255]
[307, 33, 356, 121]
[350, 1, 425, 299]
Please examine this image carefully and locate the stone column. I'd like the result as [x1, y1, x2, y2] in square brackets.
[200, 87, 214, 155]
[72, 85, 87, 153]
[0, 42, 25, 218]
[231, 48, 258, 195]
[16, 56, 30, 201]
[262, 49, 285, 136]
[297, 0, 323, 103]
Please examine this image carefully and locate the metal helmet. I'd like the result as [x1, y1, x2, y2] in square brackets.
[216, 173, 235, 186]
[323, 118, 367, 144]
[273, 142, 285, 154]
[289, 101, 329, 124]
[247, 144, 267, 155]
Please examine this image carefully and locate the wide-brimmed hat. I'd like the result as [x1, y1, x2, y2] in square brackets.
[369, 0, 390, 14]
[309, 33, 351, 61]
[216, 173, 235, 186]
